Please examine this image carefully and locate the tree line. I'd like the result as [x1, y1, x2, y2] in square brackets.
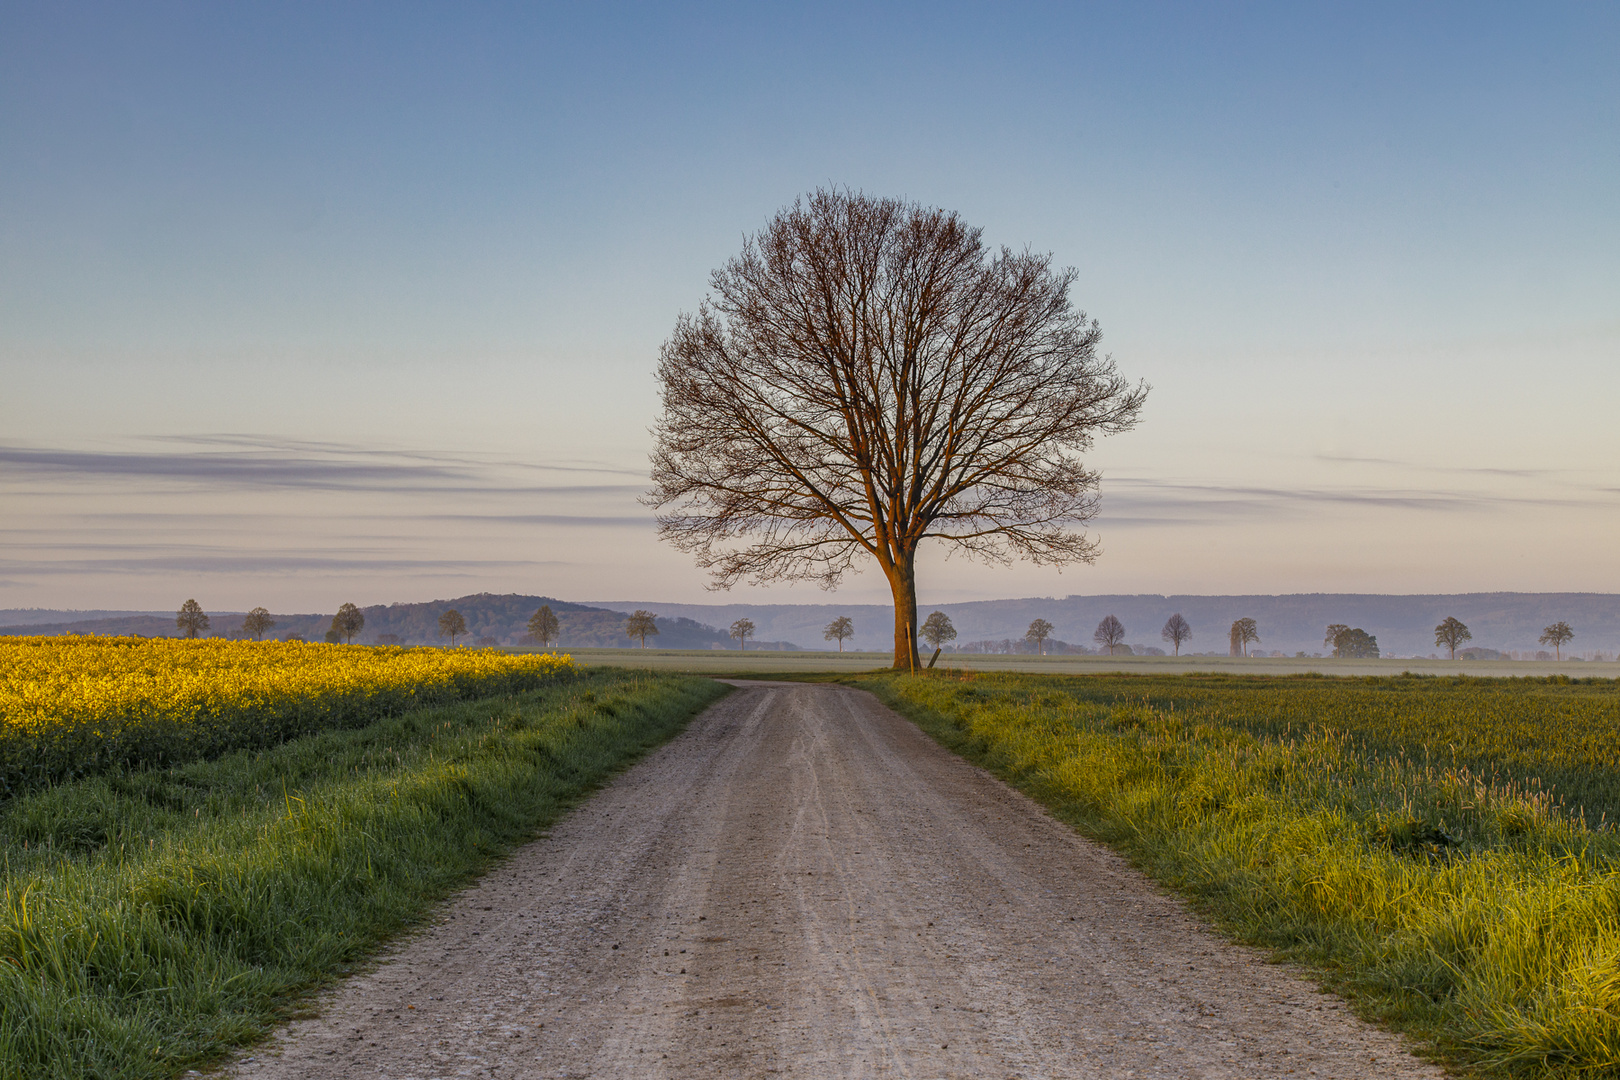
[168, 599, 1588, 660]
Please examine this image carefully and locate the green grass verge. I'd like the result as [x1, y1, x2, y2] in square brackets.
[855, 670, 1620, 1078]
[0, 668, 727, 1079]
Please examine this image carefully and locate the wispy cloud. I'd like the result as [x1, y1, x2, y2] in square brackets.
[0, 553, 567, 575]
[1094, 474, 1620, 524]
[0, 438, 648, 495]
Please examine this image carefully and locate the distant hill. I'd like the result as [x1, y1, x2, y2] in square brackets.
[0, 594, 800, 650]
[586, 593, 1620, 659]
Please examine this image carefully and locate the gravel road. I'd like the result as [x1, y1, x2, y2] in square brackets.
[232, 681, 1445, 1079]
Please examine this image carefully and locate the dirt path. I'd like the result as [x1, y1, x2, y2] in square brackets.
[232, 681, 1445, 1079]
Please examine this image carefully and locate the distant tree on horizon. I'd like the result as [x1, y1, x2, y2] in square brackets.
[626, 610, 660, 648]
[1435, 616, 1471, 660]
[324, 629, 342, 644]
[1161, 613, 1192, 656]
[730, 617, 756, 650]
[242, 607, 276, 641]
[529, 604, 560, 648]
[1093, 615, 1124, 655]
[1540, 620, 1574, 660]
[1022, 618, 1054, 655]
[1230, 617, 1260, 657]
[438, 609, 468, 646]
[921, 611, 957, 652]
[1325, 623, 1350, 658]
[1337, 628, 1380, 659]
[332, 602, 365, 644]
[176, 599, 209, 639]
[823, 615, 854, 652]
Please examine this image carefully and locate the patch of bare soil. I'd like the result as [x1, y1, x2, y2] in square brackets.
[230, 681, 1446, 1078]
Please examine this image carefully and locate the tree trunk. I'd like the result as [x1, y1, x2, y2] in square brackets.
[887, 552, 920, 671]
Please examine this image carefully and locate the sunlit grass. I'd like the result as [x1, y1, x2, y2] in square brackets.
[862, 670, 1620, 1077]
[0, 668, 726, 1079]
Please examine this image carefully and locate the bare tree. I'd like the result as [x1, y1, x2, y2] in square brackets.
[647, 190, 1147, 670]
[626, 610, 660, 648]
[730, 617, 756, 650]
[1325, 623, 1350, 658]
[823, 615, 854, 652]
[1093, 615, 1125, 655]
[529, 604, 560, 648]
[242, 607, 276, 641]
[1540, 620, 1574, 661]
[331, 602, 365, 644]
[1161, 613, 1191, 656]
[921, 611, 957, 651]
[1434, 616, 1470, 660]
[438, 609, 467, 647]
[176, 599, 209, 639]
[1230, 617, 1259, 657]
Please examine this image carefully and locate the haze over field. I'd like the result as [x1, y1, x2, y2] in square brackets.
[2, 5, 1615, 611]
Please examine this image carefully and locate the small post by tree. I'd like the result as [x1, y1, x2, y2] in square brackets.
[1434, 616, 1471, 660]
[1540, 620, 1574, 660]
[646, 189, 1148, 671]
[730, 617, 756, 650]
[331, 602, 365, 644]
[1230, 617, 1259, 657]
[242, 607, 276, 641]
[438, 609, 467, 646]
[1161, 613, 1191, 656]
[529, 604, 560, 648]
[626, 610, 660, 648]
[176, 599, 209, 639]
[823, 616, 854, 652]
[1093, 615, 1125, 655]
[1325, 624, 1350, 658]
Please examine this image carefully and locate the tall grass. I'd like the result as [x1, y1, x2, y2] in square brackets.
[862, 671, 1620, 1077]
[0, 668, 727, 1079]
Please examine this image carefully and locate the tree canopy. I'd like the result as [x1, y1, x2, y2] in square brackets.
[647, 189, 1146, 670]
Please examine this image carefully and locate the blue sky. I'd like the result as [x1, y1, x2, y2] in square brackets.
[2, 2, 1616, 611]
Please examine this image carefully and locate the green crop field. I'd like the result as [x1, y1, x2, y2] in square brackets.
[0, 668, 726, 1079]
[552, 645, 1620, 679]
[859, 669, 1620, 1076]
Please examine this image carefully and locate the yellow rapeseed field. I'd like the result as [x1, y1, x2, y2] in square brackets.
[0, 636, 576, 794]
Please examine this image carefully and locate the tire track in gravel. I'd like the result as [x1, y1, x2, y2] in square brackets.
[231, 680, 1447, 1079]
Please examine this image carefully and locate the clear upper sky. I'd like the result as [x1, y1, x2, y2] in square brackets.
[2, 2, 1616, 612]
